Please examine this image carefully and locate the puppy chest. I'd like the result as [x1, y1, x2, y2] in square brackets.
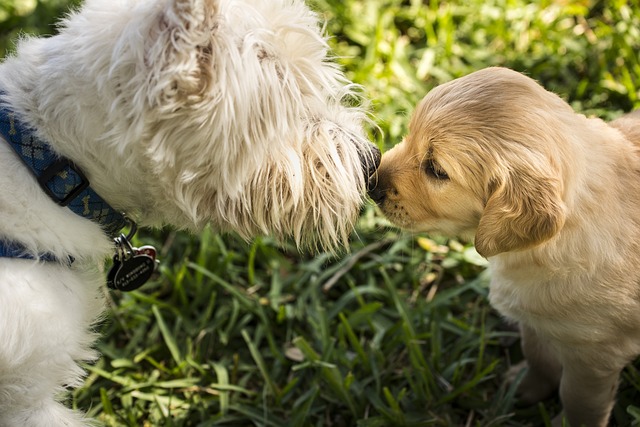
[488, 272, 640, 342]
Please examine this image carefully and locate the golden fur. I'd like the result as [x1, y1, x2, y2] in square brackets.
[370, 67, 640, 427]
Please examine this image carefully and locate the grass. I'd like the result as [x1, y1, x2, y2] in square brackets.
[86, 227, 507, 426]
[2, 0, 640, 426]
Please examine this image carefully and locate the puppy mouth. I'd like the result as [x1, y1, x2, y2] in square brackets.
[368, 187, 384, 208]
[367, 171, 388, 206]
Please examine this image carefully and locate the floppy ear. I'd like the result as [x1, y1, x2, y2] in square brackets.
[474, 172, 566, 258]
[146, 0, 216, 108]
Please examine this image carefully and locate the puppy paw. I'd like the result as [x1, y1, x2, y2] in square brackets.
[506, 360, 557, 406]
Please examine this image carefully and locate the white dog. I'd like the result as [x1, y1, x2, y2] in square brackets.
[0, 0, 380, 424]
[371, 67, 640, 427]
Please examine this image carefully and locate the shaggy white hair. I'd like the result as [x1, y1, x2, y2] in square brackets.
[0, 0, 379, 424]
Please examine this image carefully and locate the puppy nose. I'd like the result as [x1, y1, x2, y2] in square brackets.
[368, 183, 386, 205]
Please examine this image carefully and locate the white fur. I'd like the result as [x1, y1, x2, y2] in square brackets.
[0, 0, 378, 424]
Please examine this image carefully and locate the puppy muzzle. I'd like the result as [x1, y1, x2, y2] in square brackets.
[367, 160, 390, 206]
[368, 183, 387, 206]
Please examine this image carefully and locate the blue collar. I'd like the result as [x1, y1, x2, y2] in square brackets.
[0, 240, 70, 264]
[0, 97, 127, 261]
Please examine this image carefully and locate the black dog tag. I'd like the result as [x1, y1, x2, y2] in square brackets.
[111, 253, 156, 292]
[106, 227, 159, 292]
[106, 254, 121, 290]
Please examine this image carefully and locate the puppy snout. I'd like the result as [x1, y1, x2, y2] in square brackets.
[368, 183, 386, 206]
[368, 172, 392, 207]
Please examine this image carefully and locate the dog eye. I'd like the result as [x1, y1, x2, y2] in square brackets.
[424, 159, 449, 180]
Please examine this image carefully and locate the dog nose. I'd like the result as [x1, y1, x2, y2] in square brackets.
[361, 144, 381, 180]
[358, 143, 381, 202]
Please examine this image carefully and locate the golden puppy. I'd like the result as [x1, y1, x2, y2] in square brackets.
[370, 67, 640, 427]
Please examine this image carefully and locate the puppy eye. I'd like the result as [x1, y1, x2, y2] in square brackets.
[424, 159, 449, 180]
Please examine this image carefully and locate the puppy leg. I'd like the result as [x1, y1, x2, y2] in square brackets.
[553, 358, 621, 427]
[509, 324, 562, 404]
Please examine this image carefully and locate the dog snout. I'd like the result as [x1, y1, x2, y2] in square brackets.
[361, 144, 381, 180]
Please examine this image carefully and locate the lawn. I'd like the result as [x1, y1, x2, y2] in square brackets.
[1, 0, 640, 426]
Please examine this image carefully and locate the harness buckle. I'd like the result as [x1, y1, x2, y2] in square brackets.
[37, 158, 90, 207]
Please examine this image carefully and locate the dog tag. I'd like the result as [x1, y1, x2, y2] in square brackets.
[106, 228, 159, 292]
[135, 245, 157, 260]
[106, 255, 121, 290]
[111, 253, 156, 292]
[134, 245, 161, 280]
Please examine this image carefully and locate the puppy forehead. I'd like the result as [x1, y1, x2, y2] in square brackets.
[407, 69, 545, 152]
[406, 110, 467, 161]
[411, 68, 544, 124]
[403, 131, 429, 156]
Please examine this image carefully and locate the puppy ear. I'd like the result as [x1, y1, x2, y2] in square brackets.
[475, 172, 566, 258]
[147, 0, 216, 108]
